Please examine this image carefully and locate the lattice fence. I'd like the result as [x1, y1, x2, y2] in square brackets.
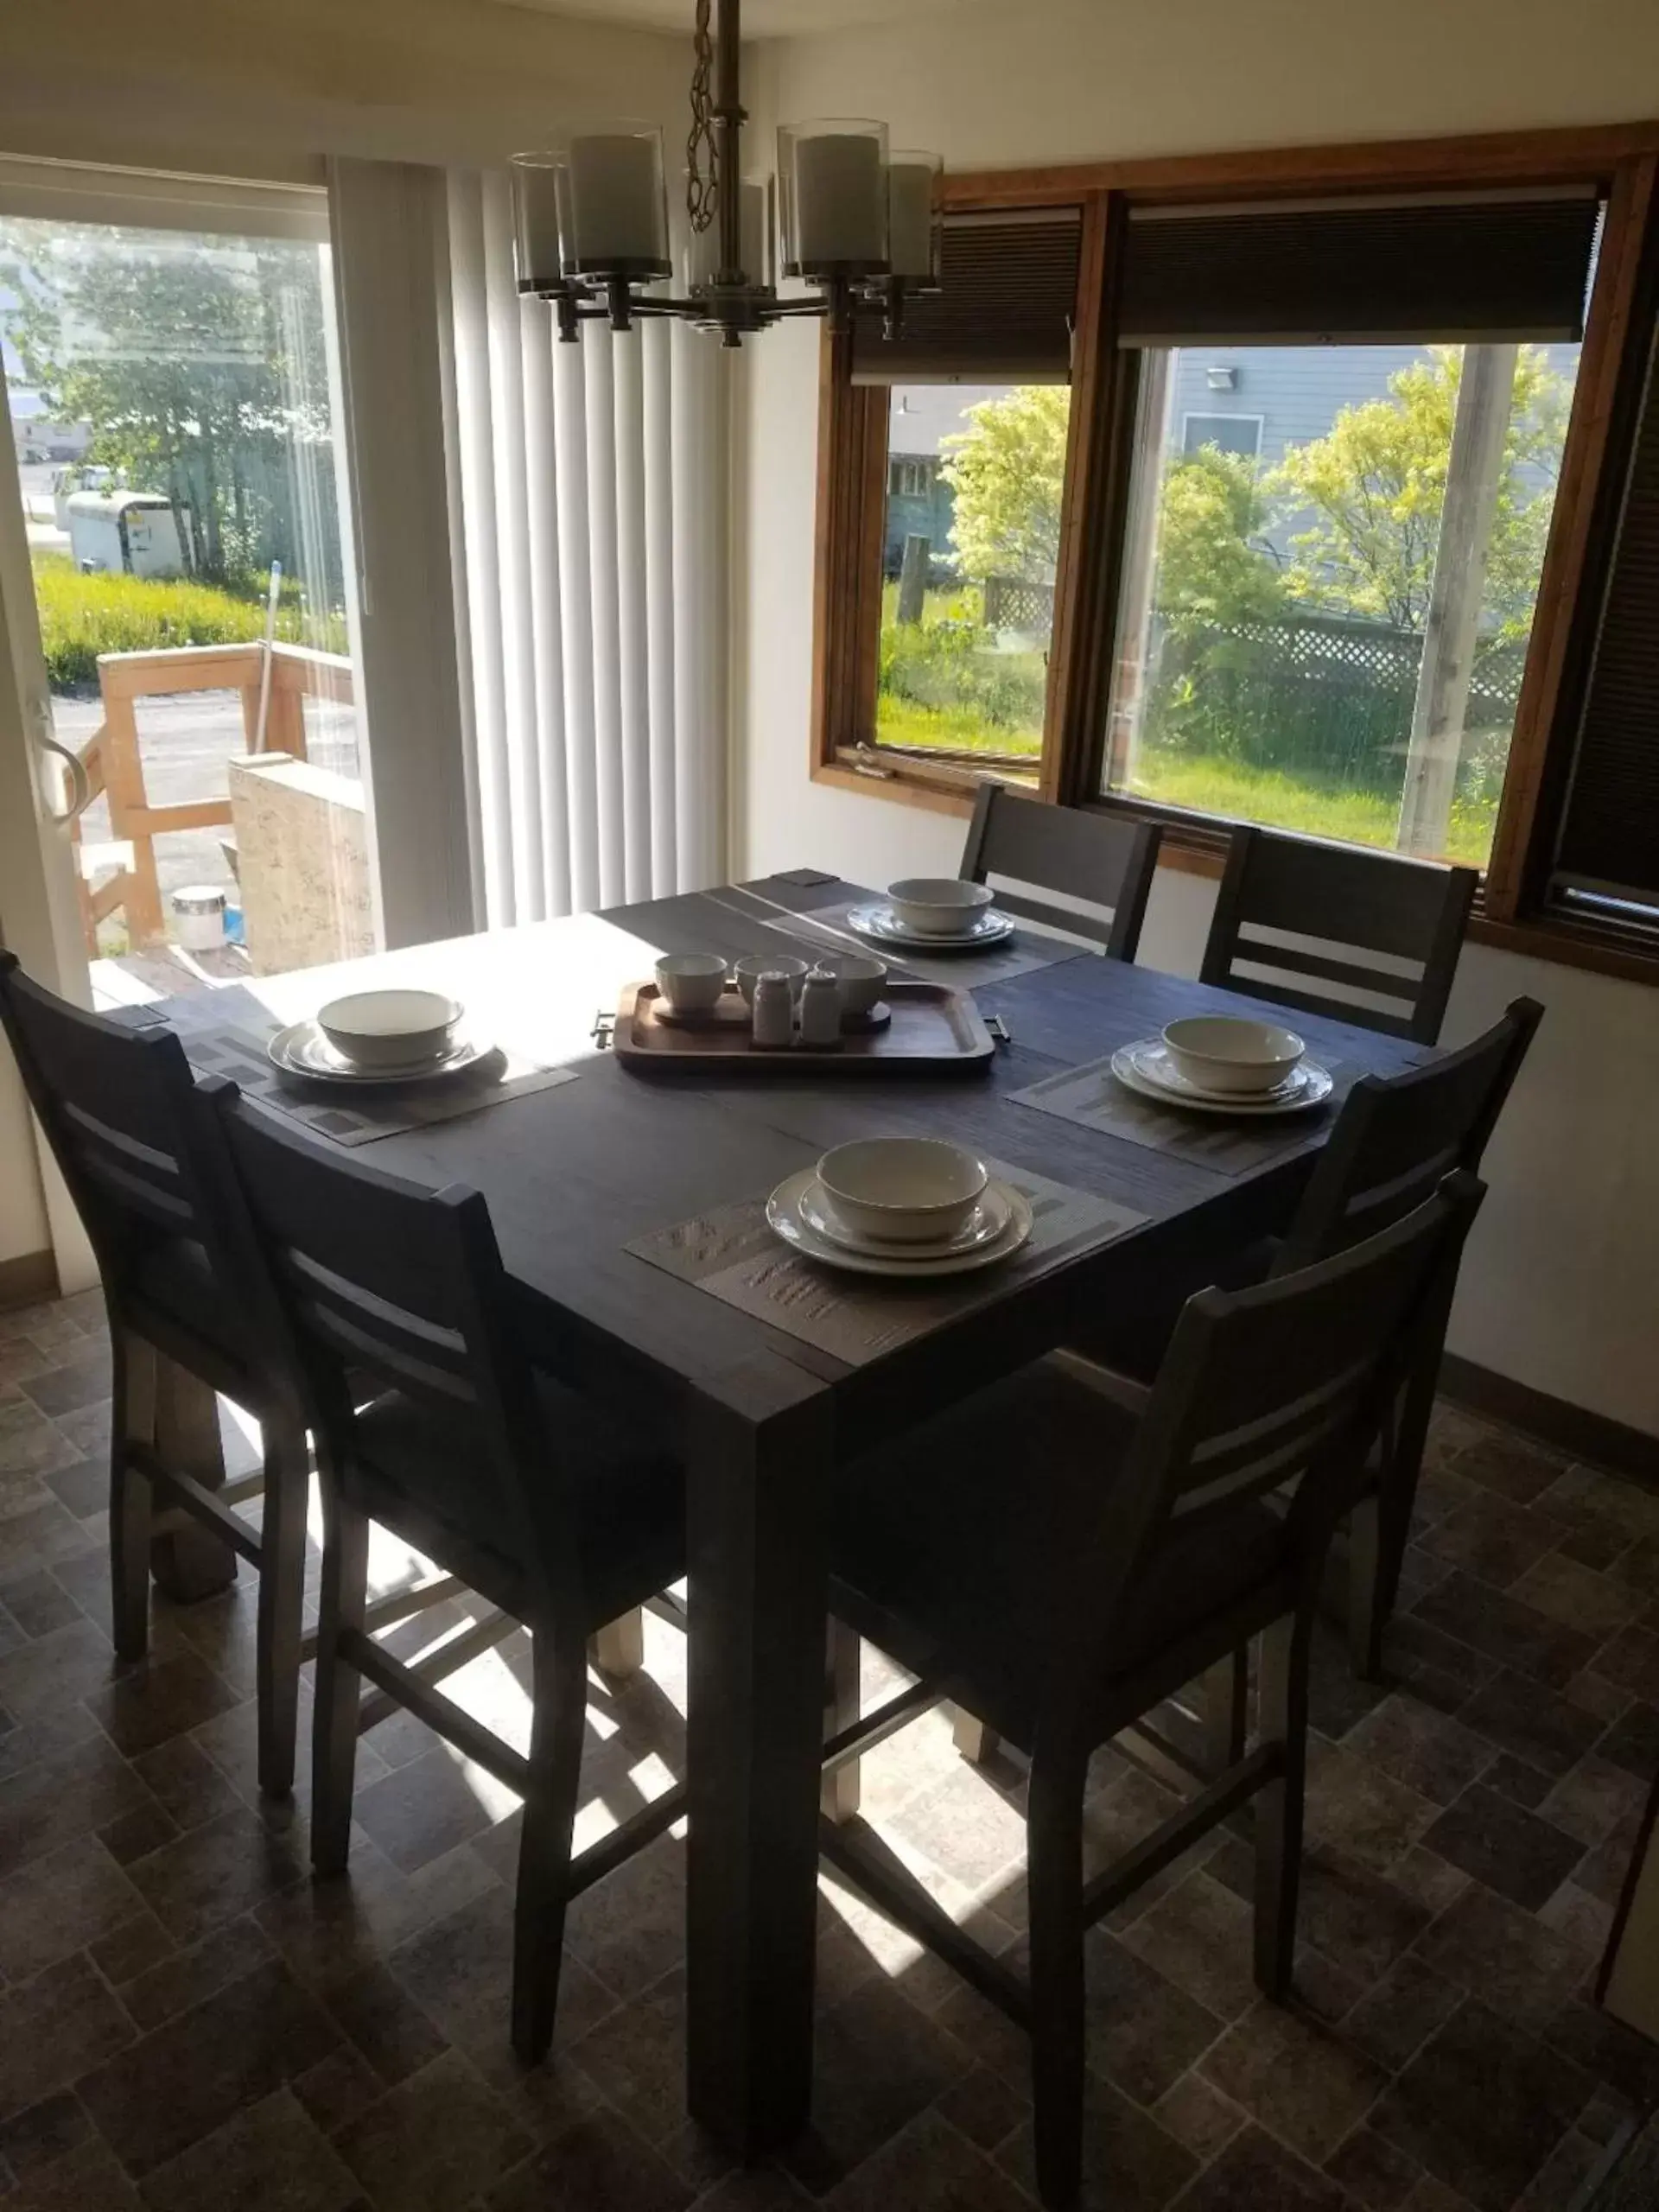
[983, 575, 1057, 632]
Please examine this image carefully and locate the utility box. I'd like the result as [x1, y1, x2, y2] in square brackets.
[66, 492, 187, 580]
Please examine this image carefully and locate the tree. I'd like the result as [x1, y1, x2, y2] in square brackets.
[0, 220, 338, 597]
[1153, 443, 1285, 632]
[939, 387, 1070, 582]
[1268, 344, 1573, 639]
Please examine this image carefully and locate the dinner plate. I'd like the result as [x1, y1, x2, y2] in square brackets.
[1126, 1037, 1305, 1105]
[797, 1175, 1014, 1259]
[267, 1020, 491, 1086]
[843, 904, 1015, 951]
[766, 1169, 1033, 1277]
[1112, 1039, 1333, 1117]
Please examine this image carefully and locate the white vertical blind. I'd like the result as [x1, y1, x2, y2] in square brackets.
[445, 168, 726, 926]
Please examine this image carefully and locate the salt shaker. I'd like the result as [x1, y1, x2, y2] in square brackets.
[750, 969, 794, 1049]
[798, 964, 842, 1048]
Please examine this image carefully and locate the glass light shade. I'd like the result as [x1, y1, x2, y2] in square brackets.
[777, 119, 889, 276]
[683, 175, 776, 292]
[564, 124, 671, 275]
[509, 152, 569, 290]
[887, 152, 942, 283]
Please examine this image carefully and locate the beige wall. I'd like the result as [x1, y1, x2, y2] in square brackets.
[736, 0, 1659, 1434]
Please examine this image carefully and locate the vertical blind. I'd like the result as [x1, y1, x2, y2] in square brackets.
[445, 169, 726, 926]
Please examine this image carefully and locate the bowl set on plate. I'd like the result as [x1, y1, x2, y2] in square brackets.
[267, 990, 484, 1085]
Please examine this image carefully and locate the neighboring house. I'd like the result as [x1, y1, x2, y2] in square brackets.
[881, 384, 1002, 575]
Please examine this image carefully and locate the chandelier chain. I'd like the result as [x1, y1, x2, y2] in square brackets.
[686, 0, 718, 235]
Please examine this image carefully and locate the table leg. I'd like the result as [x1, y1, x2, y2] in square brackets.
[149, 1353, 238, 1602]
[685, 1354, 836, 2153]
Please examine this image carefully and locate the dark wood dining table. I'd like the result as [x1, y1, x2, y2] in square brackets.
[138, 869, 1430, 2154]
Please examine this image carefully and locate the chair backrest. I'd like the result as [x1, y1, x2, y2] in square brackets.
[0, 952, 248, 1344]
[959, 784, 1161, 961]
[1053, 1173, 1483, 1726]
[205, 1083, 582, 1628]
[1277, 995, 1542, 1271]
[1198, 825, 1477, 1043]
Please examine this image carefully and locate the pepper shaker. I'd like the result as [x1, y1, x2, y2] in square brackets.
[750, 969, 794, 1049]
[798, 964, 842, 1048]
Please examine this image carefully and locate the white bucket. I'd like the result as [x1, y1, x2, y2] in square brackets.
[172, 884, 227, 953]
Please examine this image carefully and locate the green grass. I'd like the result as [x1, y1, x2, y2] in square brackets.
[31, 551, 346, 690]
[874, 696, 1043, 755]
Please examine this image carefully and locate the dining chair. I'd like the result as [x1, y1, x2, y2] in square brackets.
[959, 783, 1162, 960]
[821, 1176, 1483, 2209]
[0, 953, 309, 1796]
[204, 1081, 688, 2062]
[1200, 824, 1478, 1043]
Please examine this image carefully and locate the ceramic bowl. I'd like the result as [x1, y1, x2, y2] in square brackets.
[816, 950, 888, 1015]
[654, 953, 728, 1014]
[886, 878, 995, 938]
[734, 953, 808, 1005]
[815, 1137, 988, 1246]
[1161, 1014, 1305, 1096]
[315, 988, 461, 1069]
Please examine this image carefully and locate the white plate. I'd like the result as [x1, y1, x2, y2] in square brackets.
[844, 904, 1015, 951]
[766, 1169, 1033, 1278]
[1112, 1039, 1333, 1117]
[267, 1020, 491, 1086]
[1128, 1038, 1304, 1105]
[798, 1176, 1014, 1259]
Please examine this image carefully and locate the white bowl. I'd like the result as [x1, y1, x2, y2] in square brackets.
[655, 952, 728, 1014]
[734, 954, 808, 1006]
[816, 950, 888, 1015]
[816, 1137, 988, 1246]
[886, 878, 995, 938]
[1161, 1015, 1306, 1096]
[316, 988, 461, 1069]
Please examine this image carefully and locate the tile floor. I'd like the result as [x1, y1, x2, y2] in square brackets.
[0, 1289, 1656, 2210]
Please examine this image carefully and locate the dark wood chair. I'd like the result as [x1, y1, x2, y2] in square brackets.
[1200, 824, 1478, 1043]
[0, 953, 309, 1796]
[959, 783, 1161, 960]
[820, 1177, 1483, 2209]
[205, 1082, 688, 2062]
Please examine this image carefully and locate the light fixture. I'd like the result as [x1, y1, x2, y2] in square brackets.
[510, 0, 941, 346]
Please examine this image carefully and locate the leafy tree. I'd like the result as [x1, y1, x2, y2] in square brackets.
[1153, 443, 1285, 632]
[939, 386, 1070, 582]
[1268, 344, 1572, 639]
[0, 220, 338, 601]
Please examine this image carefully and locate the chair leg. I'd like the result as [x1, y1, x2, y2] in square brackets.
[1366, 1362, 1438, 1668]
[1347, 1495, 1384, 1682]
[1201, 1646, 1249, 1770]
[822, 1620, 861, 1824]
[512, 1636, 587, 2063]
[1253, 1612, 1310, 2001]
[589, 1608, 645, 1679]
[109, 1329, 157, 1663]
[255, 1418, 309, 1800]
[1027, 1751, 1088, 2210]
[149, 1355, 238, 1602]
[310, 1489, 369, 1877]
[953, 1707, 1001, 1767]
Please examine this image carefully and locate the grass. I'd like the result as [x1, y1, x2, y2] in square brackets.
[32, 552, 346, 690]
[874, 696, 1043, 755]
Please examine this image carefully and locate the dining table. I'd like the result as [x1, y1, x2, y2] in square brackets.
[126, 868, 1433, 2155]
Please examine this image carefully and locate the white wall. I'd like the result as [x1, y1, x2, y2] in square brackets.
[736, 0, 1659, 1435]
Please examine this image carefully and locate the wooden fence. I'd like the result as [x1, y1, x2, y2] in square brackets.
[72, 641, 354, 952]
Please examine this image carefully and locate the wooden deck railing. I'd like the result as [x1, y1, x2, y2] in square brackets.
[73, 641, 354, 952]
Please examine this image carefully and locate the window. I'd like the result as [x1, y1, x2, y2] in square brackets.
[888, 456, 933, 498]
[1180, 411, 1262, 459]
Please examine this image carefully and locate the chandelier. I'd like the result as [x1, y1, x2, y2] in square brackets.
[509, 0, 942, 346]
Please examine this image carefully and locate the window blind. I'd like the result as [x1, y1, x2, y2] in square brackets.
[1549, 313, 1659, 910]
[851, 209, 1081, 384]
[1116, 190, 1601, 346]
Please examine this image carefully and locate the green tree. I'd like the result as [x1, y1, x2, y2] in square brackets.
[1153, 443, 1285, 632]
[0, 219, 337, 597]
[1268, 344, 1572, 638]
[939, 386, 1070, 582]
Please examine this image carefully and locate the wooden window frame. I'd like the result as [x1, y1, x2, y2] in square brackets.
[809, 118, 1659, 982]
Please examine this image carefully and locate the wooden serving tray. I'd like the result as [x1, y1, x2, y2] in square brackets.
[609, 982, 996, 1076]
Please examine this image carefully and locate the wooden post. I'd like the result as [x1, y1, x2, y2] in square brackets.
[97, 677, 166, 948]
[896, 532, 931, 626]
[1396, 343, 1518, 857]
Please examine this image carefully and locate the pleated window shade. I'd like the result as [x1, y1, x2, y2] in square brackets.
[1117, 191, 1602, 346]
[1550, 313, 1659, 908]
[851, 209, 1082, 384]
[445, 168, 726, 926]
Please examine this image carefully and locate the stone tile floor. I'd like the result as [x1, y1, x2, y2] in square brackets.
[0, 1287, 1656, 2209]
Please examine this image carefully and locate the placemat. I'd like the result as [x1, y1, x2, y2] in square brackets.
[626, 1155, 1147, 1365]
[708, 886, 1085, 987]
[110, 989, 578, 1147]
[1009, 1049, 1352, 1175]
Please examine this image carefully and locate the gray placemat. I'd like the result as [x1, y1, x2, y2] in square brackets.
[626, 1154, 1146, 1365]
[707, 886, 1086, 987]
[111, 989, 578, 1147]
[1009, 1049, 1352, 1175]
